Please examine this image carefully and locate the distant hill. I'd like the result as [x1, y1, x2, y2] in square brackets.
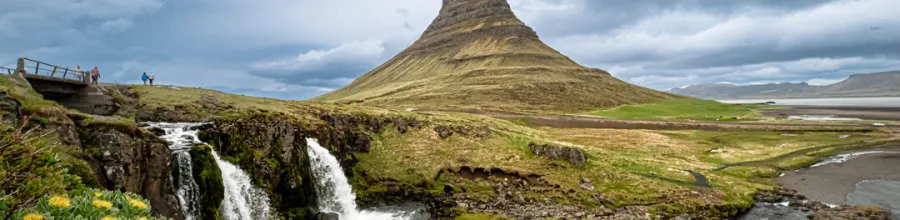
[669, 71, 900, 99]
[315, 0, 679, 112]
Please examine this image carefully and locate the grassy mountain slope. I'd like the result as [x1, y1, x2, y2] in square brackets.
[316, 0, 678, 113]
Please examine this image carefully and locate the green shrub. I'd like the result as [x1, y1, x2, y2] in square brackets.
[10, 189, 170, 220]
[0, 120, 84, 219]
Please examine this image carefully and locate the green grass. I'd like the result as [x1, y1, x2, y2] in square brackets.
[0, 74, 71, 123]
[348, 109, 893, 218]
[588, 98, 773, 121]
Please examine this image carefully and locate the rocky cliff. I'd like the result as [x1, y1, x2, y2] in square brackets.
[74, 122, 184, 219]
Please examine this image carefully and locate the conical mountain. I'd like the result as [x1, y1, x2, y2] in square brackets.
[316, 0, 678, 112]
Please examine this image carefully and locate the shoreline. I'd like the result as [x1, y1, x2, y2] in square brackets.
[764, 106, 900, 121]
[776, 144, 900, 217]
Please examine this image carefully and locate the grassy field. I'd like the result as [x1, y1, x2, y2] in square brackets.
[348, 108, 895, 218]
[588, 98, 774, 121]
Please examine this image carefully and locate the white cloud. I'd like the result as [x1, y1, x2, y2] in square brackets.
[549, 0, 900, 66]
[100, 19, 135, 32]
[252, 40, 385, 73]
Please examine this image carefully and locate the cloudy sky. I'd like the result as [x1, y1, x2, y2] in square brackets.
[2, 0, 898, 100]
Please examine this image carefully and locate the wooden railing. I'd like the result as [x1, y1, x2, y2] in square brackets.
[20, 58, 87, 82]
[1, 66, 14, 75]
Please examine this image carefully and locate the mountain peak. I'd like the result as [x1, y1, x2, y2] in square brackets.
[316, 0, 678, 112]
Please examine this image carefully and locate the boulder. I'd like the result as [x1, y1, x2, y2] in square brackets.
[314, 212, 340, 220]
[528, 143, 587, 167]
[148, 127, 166, 136]
[435, 126, 453, 139]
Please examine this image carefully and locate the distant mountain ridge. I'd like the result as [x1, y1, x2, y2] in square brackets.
[669, 71, 900, 99]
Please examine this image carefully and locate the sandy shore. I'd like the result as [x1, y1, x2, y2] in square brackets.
[777, 145, 900, 213]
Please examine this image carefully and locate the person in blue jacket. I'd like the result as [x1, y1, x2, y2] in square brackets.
[141, 72, 148, 85]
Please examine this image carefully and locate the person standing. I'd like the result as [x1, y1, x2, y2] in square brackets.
[141, 72, 148, 85]
[75, 65, 85, 82]
[148, 72, 155, 85]
[90, 66, 100, 85]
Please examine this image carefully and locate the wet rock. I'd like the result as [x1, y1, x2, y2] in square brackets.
[434, 126, 453, 139]
[186, 123, 214, 131]
[148, 127, 166, 136]
[528, 143, 587, 167]
[314, 212, 340, 220]
[810, 206, 892, 220]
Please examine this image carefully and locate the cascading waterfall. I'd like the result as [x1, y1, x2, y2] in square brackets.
[152, 123, 202, 220]
[306, 138, 423, 220]
[148, 122, 271, 220]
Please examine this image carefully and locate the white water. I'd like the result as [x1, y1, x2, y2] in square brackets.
[150, 123, 202, 220]
[786, 115, 861, 121]
[148, 122, 271, 220]
[306, 138, 418, 220]
[810, 151, 899, 167]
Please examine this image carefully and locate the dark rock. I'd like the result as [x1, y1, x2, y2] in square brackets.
[527, 143, 587, 167]
[314, 212, 340, 220]
[199, 115, 317, 217]
[435, 126, 453, 139]
[187, 123, 214, 131]
[148, 127, 166, 136]
[189, 145, 225, 219]
[810, 206, 892, 220]
[80, 125, 184, 219]
[0, 91, 22, 124]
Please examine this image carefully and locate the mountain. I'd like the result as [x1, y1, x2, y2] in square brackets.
[669, 71, 900, 99]
[316, 0, 678, 112]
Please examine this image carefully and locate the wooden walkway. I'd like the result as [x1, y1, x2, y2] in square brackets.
[6, 57, 89, 86]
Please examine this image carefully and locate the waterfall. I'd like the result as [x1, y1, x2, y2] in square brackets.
[212, 146, 272, 219]
[148, 122, 271, 220]
[306, 138, 422, 220]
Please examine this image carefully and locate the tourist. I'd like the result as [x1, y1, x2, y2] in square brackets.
[148, 72, 155, 85]
[90, 66, 100, 85]
[75, 65, 84, 81]
[142, 72, 148, 85]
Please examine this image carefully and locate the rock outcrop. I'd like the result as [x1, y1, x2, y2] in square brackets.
[197, 114, 317, 219]
[0, 91, 22, 124]
[528, 143, 587, 167]
[78, 123, 184, 219]
[189, 145, 225, 220]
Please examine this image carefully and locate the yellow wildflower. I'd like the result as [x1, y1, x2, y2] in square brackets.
[137, 217, 147, 220]
[95, 192, 102, 197]
[93, 200, 113, 209]
[129, 199, 148, 209]
[101, 216, 116, 220]
[49, 196, 71, 208]
[23, 213, 43, 220]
